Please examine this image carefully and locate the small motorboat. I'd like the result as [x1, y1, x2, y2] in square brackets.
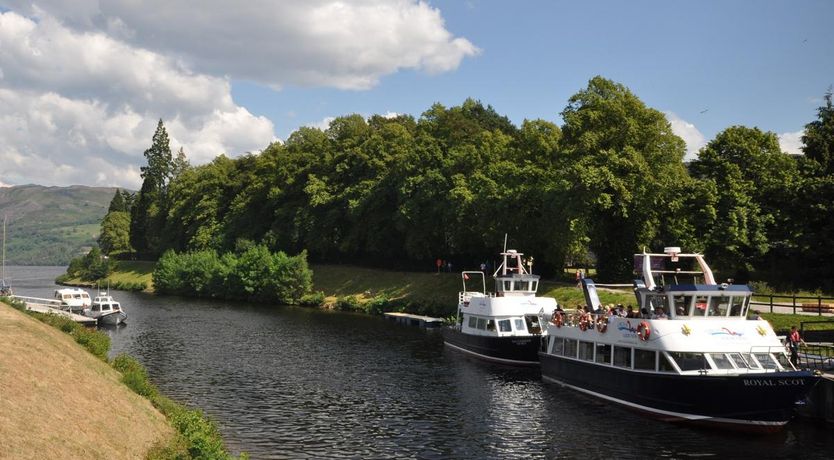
[85, 291, 127, 326]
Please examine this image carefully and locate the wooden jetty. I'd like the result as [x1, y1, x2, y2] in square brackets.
[383, 312, 444, 328]
[10, 295, 97, 326]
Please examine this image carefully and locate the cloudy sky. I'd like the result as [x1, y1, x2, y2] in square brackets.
[0, 1, 831, 189]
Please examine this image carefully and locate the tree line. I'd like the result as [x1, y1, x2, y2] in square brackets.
[98, 76, 834, 290]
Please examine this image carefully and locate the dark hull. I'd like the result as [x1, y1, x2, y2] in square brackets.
[443, 327, 541, 366]
[539, 352, 818, 432]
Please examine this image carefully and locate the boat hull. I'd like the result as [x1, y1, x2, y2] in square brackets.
[98, 311, 126, 326]
[539, 352, 818, 431]
[443, 327, 541, 366]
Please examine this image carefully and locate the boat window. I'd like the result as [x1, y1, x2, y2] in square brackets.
[613, 347, 632, 368]
[468, 316, 477, 328]
[634, 349, 656, 370]
[498, 319, 512, 332]
[658, 353, 677, 373]
[476, 318, 487, 330]
[63, 294, 71, 300]
[530, 281, 538, 292]
[551, 337, 564, 355]
[669, 352, 709, 371]
[708, 296, 730, 317]
[708, 353, 735, 370]
[515, 280, 529, 291]
[673, 295, 693, 317]
[513, 319, 525, 331]
[752, 353, 778, 370]
[774, 353, 791, 370]
[692, 296, 708, 317]
[563, 339, 577, 358]
[525, 315, 541, 334]
[728, 296, 747, 317]
[648, 295, 668, 315]
[113, 304, 120, 311]
[578, 341, 594, 361]
[504, 281, 512, 291]
[595, 344, 611, 364]
[92, 304, 100, 312]
[728, 353, 754, 369]
[486, 320, 495, 331]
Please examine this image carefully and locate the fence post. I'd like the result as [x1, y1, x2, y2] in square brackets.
[819, 296, 823, 317]
[793, 294, 796, 315]
[770, 295, 773, 313]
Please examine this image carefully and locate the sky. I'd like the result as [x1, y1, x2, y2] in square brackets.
[0, 0, 832, 189]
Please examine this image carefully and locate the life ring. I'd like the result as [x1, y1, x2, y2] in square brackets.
[596, 316, 608, 333]
[579, 313, 590, 331]
[637, 321, 651, 341]
[551, 311, 564, 328]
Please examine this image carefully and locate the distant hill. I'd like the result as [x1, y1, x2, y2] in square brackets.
[0, 185, 120, 265]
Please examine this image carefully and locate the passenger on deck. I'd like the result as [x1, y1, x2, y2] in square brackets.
[626, 305, 636, 318]
[640, 308, 650, 319]
[654, 307, 668, 319]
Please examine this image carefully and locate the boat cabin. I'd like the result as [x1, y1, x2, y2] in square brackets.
[456, 249, 554, 337]
[633, 247, 751, 319]
[54, 288, 91, 310]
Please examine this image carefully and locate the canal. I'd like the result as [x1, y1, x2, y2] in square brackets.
[9, 266, 834, 459]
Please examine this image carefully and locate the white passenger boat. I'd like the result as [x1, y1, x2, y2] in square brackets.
[85, 291, 127, 326]
[442, 248, 557, 366]
[54, 288, 91, 313]
[539, 247, 818, 432]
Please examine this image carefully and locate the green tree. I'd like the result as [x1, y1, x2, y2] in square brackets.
[98, 211, 132, 255]
[560, 76, 695, 281]
[690, 126, 798, 279]
[107, 189, 128, 213]
[802, 89, 834, 175]
[130, 120, 173, 257]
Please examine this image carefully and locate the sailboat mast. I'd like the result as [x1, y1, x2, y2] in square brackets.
[2, 215, 6, 281]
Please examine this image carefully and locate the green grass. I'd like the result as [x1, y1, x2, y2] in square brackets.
[59, 260, 154, 291]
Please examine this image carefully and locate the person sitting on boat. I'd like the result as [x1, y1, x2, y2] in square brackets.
[640, 308, 650, 319]
[654, 307, 668, 319]
[626, 305, 636, 318]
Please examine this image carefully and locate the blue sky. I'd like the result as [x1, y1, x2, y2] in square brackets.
[0, 1, 832, 188]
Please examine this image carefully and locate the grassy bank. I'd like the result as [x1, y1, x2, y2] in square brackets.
[0, 301, 172, 458]
[59, 260, 155, 291]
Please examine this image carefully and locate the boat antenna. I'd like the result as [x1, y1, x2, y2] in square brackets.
[503, 233, 508, 253]
[2, 214, 6, 282]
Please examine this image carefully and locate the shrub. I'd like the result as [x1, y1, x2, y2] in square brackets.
[71, 327, 111, 361]
[299, 291, 326, 307]
[335, 295, 361, 312]
[363, 296, 390, 315]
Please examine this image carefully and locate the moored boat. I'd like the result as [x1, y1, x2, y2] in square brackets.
[54, 287, 91, 313]
[84, 291, 127, 325]
[539, 247, 819, 432]
[442, 248, 557, 366]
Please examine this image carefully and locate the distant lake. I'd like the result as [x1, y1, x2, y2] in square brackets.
[9, 266, 834, 459]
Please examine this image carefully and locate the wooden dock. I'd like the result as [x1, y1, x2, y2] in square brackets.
[383, 312, 444, 328]
[11, 295, 97, 326]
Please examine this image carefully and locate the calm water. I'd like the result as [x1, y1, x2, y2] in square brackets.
[9, 266, 834, 459]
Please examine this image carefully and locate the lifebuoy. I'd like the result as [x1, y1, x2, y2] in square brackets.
[579, 313, 590, 331]
[596, 316, 608, 333]
[637, 321, 651, 341]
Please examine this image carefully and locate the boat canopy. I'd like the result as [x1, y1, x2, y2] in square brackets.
[492, 249, 539, 296]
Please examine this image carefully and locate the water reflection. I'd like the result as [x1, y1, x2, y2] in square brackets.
[7, 266, 834, 459]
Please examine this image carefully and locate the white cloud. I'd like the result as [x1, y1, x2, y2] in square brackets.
[778, 130, 804, 155]
[0, 10, 275, 188]
[306, 116, 336, 132]
[6, 0, 479, 90]
[0, 2, 475, 188]
[665, 111, 706, 161]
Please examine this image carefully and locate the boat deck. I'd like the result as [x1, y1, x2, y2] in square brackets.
[383, 312, 443, 328]
[11, 295, 97, 326]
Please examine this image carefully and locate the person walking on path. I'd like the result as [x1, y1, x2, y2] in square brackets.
[788, 325, 805, 368]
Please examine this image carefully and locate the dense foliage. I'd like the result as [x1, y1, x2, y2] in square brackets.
[153, 245, 313, 304]
[121, 78, 834, 290]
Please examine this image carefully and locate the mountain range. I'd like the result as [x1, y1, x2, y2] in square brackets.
[0, 185, 119, 265]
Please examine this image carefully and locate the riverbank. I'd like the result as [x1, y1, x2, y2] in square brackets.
[0, 301, 172, 458]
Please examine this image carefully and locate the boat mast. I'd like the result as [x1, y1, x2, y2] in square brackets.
[2, 215, 6, 282]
